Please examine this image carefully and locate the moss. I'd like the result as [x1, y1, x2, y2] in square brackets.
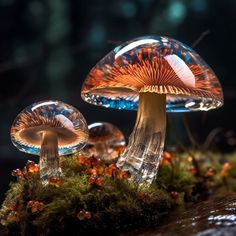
[1, 151, 236, 235]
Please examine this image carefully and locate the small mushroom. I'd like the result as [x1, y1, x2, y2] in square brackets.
[11, 100, 88, 184]
[81, 36, 223, 185]
[85, 122, 126, 160]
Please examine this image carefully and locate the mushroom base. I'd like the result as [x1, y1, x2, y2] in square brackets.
[40, 131, 63, 185]
[117, 92, 166, 185]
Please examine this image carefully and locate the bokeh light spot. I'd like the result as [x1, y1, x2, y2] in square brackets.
[121, 1, 137, 18]
[87, 23, 106, 47]
[167, 0, 187, 25]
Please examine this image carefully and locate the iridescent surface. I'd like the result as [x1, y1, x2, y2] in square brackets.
[11, 100, 88, 156]
[85, 122, 126, 160]
[126, 193, 236, 236]
[81, 36, 223, 112]
[117, 93, 166, 184]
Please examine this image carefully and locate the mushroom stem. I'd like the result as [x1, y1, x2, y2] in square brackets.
[95, 142, 107, 157]
[40, 131, 62, 185]
[117, 92, 166, 185]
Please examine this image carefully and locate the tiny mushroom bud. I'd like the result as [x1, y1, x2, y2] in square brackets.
[81, 36, 223, 185]
[9, 202, 19, 211]
[105, 163, 118, 177]
[84, 211, 92, 219]
[76, 152, 87, 166]
[77, 210, 92, 220]
[7, 211, 20, 223]
[187, 166, 198, 175]
[27, 200, 46, 213]
[88, 175, 104, 187]
[48, 176, 64, 187]
[12, 169, 22, 177]
[85, 122, 126, 160]
[205, 167, 216, 177]
[22, 168, 34, 180]
[11, 100, 88, 185]
[160, 151, 172, 165]
[221, 162, 232, 177]
[77, 210, 86, 220]
[26, 160, 39, 173]
[170, 191, 179, 200]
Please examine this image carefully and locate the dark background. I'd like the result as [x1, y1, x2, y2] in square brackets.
[0, 0, 235, 203]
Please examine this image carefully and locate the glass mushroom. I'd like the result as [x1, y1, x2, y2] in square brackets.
[81, 36, 223, 185]
[11, 100, 88, 184]
[85, 122, 126, 160]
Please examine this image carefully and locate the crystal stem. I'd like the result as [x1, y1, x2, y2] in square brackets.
[117, 92, 166, 185]
[40, 131, 62, 185]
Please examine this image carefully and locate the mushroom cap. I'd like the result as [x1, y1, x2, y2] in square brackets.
[11, 100, 88, 156]
[85, 122, 126, 160]
[88, 122, 125, 145]
[81, 36, 223, 112]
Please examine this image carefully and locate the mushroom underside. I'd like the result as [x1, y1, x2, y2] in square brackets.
[82, 86, 222, 112]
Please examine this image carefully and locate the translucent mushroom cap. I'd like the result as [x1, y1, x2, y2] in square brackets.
[81, 36, 223, 112]
[86, 122, 126, 160]
[88, 122, 125, 144]
[11, 100, 88, 155]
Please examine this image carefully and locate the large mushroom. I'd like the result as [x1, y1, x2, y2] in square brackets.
[11, 100, 88, 184]
[81, 36, 223, 185]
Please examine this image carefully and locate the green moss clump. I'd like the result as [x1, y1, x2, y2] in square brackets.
[1, 151, 236, 235]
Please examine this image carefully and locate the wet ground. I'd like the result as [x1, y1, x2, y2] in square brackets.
[126, 192, 236, 236]
[1, 192, 236, 235]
